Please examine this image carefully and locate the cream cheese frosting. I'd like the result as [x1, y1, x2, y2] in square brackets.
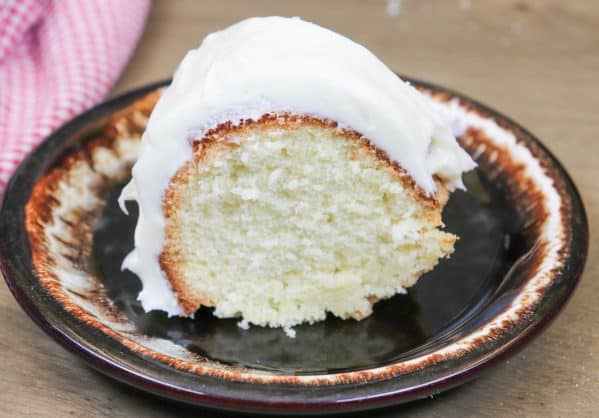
[119, 16, 476, 315]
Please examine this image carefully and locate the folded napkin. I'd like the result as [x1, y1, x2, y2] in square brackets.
[0, 0, 150, 192]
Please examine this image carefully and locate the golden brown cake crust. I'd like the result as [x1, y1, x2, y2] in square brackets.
[159, 113, 454, 316]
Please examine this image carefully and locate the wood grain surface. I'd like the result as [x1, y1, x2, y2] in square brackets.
[1, 1, 597, 416]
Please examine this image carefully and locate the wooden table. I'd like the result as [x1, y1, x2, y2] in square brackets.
[1, 1, 597, 416]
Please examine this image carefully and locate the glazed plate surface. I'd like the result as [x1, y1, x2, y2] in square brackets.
[0, 79, 587, 414]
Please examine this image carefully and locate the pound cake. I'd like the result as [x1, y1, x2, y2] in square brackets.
[119, 16, 476, 336]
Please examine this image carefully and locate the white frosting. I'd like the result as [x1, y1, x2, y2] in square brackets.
[119, 16, 476, 315]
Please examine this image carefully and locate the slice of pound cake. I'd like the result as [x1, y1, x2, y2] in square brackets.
[119, 16, 476, 336]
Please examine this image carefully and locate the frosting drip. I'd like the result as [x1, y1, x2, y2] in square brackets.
[119, 16, 475, 315]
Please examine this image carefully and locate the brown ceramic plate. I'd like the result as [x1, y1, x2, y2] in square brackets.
[0, 79, 588, 415]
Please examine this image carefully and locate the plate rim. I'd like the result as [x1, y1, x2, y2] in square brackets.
[0, 78, 589, 414]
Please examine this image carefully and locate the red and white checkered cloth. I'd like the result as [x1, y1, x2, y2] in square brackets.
[0, 0, 150, 192]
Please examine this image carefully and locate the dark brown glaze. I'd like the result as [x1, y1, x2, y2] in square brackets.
[23, 93, 160, 339]
[433, 86, 572, 284]
[18, 84, 577, 387]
